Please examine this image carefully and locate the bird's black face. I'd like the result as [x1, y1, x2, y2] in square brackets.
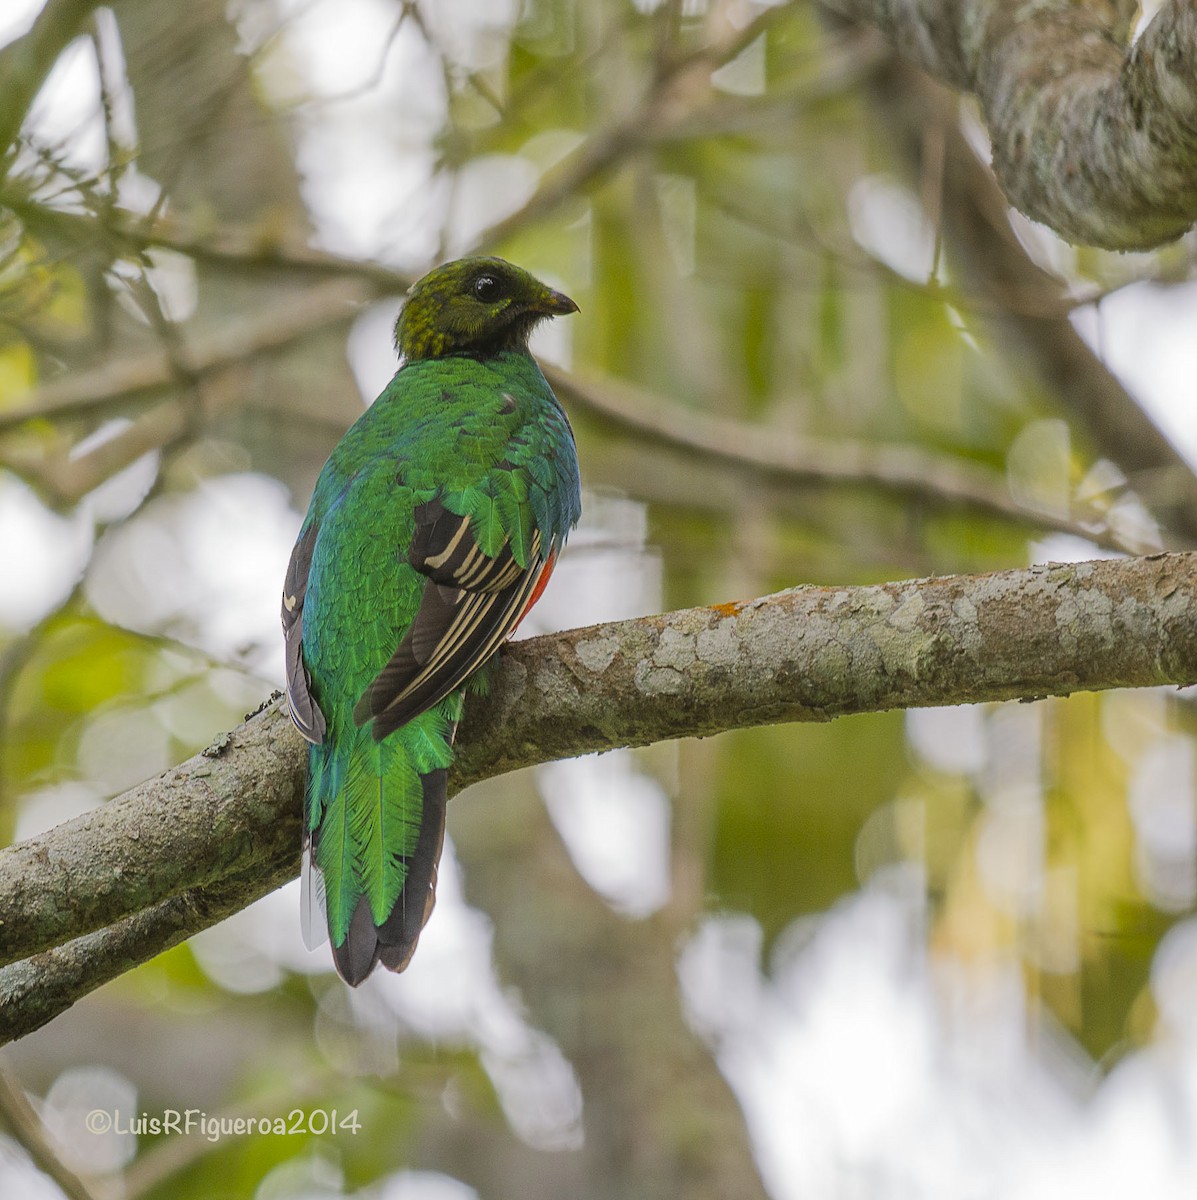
[395, 257, 578, 361]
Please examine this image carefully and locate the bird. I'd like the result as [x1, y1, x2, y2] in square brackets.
[281, 256, 581, 986]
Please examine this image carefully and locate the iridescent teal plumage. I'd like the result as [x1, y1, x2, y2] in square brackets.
[283, 259, 580, 985]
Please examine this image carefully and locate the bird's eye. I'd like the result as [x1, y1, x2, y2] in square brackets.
[473, 275, 501, 301]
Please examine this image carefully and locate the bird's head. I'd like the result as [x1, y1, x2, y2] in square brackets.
[394, 256, 579, 362]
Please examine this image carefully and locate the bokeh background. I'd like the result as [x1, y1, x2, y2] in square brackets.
[3, 1, 1197, 1197]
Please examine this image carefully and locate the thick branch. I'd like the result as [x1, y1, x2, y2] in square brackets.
[0, 862, 289, 1047]
[829, 0, 1197, 249]
[2, 551, 1197, 1042]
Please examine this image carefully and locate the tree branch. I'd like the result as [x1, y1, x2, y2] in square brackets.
[472, 0, 809, 251]
[866, 57, 1197, 546]
[3, 551, 1197, 1043]
[0, 861, 293, 1047]
[0, 0, 105, 155]
[0, 277, 371, 432]
[1, 227, 1144, 548]
[545, 365, 1156, 555]
[828, 0, 1197, 249]
[0, 1059, 110, 1200]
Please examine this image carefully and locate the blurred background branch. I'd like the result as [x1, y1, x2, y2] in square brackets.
[544, 363, 1152, 555]
[0, 1057, 110, 1200]
[0, 0, 102, 153]
[862, 54, 1197, 543]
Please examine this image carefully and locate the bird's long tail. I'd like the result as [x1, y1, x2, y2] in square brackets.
[302, 703, 457, 986]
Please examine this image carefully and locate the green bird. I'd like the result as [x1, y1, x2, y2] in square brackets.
[282, 257, 581, 986]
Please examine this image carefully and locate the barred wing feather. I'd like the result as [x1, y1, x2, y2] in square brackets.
[353, 497, 555, 740]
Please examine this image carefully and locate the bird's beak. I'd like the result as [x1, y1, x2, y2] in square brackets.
[542, 288, 580, 316]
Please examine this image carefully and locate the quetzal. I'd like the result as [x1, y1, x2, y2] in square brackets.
[281, 257, 581, 986]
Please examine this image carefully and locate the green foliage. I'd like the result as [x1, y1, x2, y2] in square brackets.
[710, 715, 908, 947]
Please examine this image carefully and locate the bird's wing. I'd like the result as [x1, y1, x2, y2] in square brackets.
[281, 521, 327, 744]
[353, 494, 556, 740]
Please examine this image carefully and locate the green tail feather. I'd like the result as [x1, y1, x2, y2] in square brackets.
[306, 695, 461, 985]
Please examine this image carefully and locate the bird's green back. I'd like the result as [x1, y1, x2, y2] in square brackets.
[284, 255, 581, 984]
[300, 351, 578, 709]
[299, 349, 580, 949]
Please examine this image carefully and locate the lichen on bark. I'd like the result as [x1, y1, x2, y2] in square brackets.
[3, 551, 1197, 1044]
[831, 0, 1197, 248]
